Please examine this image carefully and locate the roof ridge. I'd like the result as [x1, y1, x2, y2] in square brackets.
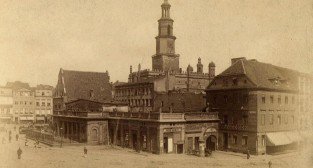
[62, 69, 108, 74]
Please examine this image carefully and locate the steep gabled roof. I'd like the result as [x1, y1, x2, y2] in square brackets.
[55, 68, 112, 102]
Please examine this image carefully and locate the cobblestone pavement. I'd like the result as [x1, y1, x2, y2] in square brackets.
[0, 125, 312, 168]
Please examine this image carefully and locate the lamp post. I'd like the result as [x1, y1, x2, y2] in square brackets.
[60, 127, 63, 148]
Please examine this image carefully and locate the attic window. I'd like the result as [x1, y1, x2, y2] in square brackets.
[232, 78, 238, 86]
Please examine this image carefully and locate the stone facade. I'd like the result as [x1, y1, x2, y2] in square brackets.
[0, 87, 13, 123]
[35, 85, 54, 123]
[53, 99, 109, 145]
[206, 57, 305, 155]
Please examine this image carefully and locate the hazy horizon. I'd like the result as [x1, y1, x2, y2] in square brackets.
[1, 0, 312, 87]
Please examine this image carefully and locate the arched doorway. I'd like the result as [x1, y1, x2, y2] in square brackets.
[206, 135, 217, 151]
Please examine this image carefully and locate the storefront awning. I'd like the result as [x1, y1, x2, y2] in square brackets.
[286, 131, 302, 142]
[266, 132, 293, 146]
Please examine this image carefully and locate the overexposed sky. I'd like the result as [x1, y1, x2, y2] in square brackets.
[0, 0, 312, 87]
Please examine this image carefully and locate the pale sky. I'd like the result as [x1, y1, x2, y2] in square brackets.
[0, 0, 312, 87]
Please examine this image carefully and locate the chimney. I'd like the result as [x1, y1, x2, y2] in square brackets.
[231, 57, 246, 65]
[130, 65, 133, 74]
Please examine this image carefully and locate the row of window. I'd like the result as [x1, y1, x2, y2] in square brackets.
[261, 95, 295, 104]
[14, 101, 51, 106]
[214, 94, 249, 104]
[260, 114, 295, 125]
[14, 101, 33, 105]
[115, 87, 152, 97]
[36, 102, 51, 107]
[231, 135, 248, 146]
[129, 99, 152, 107]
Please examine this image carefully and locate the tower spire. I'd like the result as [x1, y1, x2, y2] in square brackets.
[152, 0, 179, 73]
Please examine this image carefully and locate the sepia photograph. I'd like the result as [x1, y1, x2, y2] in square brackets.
[0, 0, 312, 167]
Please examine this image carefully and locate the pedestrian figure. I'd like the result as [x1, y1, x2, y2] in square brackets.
[268, 160, 272, 168]
[17, 147, 22, 159]
[84, 146, 87, 157]
[16, 134, 19, 141]
[246, 149, 250, 159]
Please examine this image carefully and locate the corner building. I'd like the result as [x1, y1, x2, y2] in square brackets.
[206, 57, 304, 155]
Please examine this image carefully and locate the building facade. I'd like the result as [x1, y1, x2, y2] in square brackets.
[53, 99, 109, 145]
[0, 87, 13, 123]
[35, 85, 54, 123]
[4, 81, 54, 124]
[206, 57, 303, 155]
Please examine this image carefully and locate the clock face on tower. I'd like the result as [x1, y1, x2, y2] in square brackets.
[167, 42, 174, 53]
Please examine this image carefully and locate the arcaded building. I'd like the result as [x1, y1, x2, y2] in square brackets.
[110, 0, 219, 155]
[206, 57, 306, 155]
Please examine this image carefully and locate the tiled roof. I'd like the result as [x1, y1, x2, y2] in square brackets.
[5, 81, 31, 90]
[36, 84, 54, 90]
[56, 69, 112, 102]
[217, 59, 300, 91]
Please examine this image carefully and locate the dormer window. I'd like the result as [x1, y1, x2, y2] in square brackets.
[232, 78, 238, 86]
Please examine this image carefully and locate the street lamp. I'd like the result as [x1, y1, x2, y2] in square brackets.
[60, 127, 63, 148]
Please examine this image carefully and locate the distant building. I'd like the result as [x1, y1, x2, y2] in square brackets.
[206, 57, 311, 155]
[35, 84, 54, 123]
[3, 81, 54, 124]
[0, 86, 13, 123]
[53, 68, 112, 111]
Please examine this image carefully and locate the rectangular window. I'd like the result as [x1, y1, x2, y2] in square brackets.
[269, 114, 274, 125]
[262, 135, 266, 146]
[285, 114, 288, 124]
[232, 135, 237, 144]
[278, 95, 281, 104]
[261, 114, 265, 125]
[224, 115, 228, 124]
[224, 95, 228, 103]
[277, 115, 281, 125]
[36, 102, 40, 106]
[270, 95, 274, 103]
[285, 96, 288, 104]
[242, 136, 248, 146]
[47, 103, 51, 106]
[243, 116, 248, 125]
[261, 95, 266, 104]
